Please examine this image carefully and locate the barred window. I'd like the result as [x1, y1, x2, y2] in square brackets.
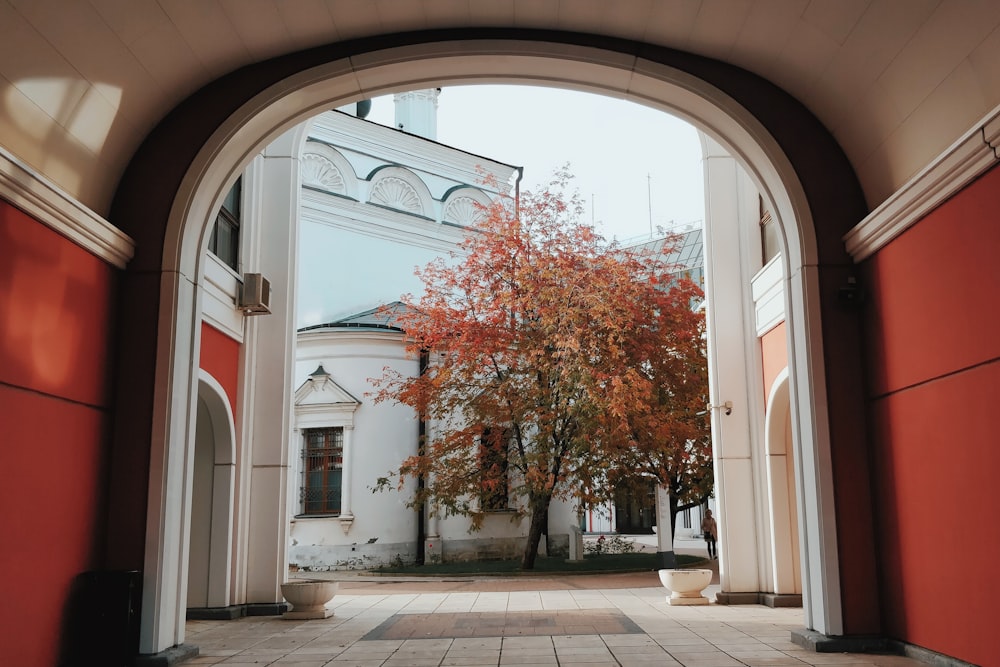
[301, 427, 343, 515]
[479, 427, 510, 511]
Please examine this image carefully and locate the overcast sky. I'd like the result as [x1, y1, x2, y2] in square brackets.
[364, 85, 705, 244]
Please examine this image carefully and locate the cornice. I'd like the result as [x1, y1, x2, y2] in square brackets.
[844, 105, 1000, 262]
[0, 147, 134, 268]
[751, 255, 785, 337]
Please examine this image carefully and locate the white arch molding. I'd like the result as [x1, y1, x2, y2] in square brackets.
[189, 371, 238, 610]
[142, 40, 842, 654]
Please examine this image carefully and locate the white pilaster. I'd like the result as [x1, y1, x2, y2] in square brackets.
[242, 127, 302, 602]
[140, 272, 200, 654]
[701, 138, 762, 595]
[764, 369, 801, 595]
[785, 263, 843, 634]
[339, 425, 355, 531]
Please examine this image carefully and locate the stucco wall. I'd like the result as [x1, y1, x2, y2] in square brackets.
[291, 330, 421, 569]
[0, 199, 117, 666]
[760, 321, 787, 405]
[200, 322, 241, 412]
[863, 163, 1000, 665]
[292, 330, 583, 568]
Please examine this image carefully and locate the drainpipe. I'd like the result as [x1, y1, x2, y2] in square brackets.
[514, 166, 523, 219]
[416, 348, 429, 564]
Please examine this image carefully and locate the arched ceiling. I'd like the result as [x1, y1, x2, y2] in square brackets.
[2, 1, 999, 216]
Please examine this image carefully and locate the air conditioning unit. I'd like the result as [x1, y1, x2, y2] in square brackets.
[239, 273, 271, 315]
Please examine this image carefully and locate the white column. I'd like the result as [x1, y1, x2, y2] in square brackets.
[140, 273, 199, 654]
[655, 486, 672, 553]
[427, 509, 440, 538]
[242, 127, 302, 602]
[786, 265, 843, 634]
[700, 136, 763, 595]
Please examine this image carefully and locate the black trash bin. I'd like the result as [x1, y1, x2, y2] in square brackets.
[61, 570, 142, 667]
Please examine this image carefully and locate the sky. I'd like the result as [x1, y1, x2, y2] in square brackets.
[363, 85, 705, 244]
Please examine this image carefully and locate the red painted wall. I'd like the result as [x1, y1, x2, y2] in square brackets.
[200, 322, 240, 412]
[0, 200, 117, 666]
[864, 164, 1000, 666]
[760, 321, 787, 408]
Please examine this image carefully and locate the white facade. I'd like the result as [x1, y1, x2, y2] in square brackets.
[291, 329, 421, 569]
[297, 102, 514, 328]
[291, 325, 583, 568]
[285, 95, 584, 570]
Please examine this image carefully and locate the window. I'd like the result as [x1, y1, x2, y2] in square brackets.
[209, 178, 241, 270]
[682, 508, 691, 529]
[301, 427, 343, 515]
[479, 427, 510, 511]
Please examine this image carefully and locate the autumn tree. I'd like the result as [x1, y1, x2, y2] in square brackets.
[372, 171, 707, 569]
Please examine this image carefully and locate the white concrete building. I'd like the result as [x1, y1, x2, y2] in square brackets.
[286, 92, 584, 570]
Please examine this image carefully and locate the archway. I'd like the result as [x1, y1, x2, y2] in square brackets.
[108, 31, 869, 657]
[187, 372, 237, 614]
[764, 368, 802, 599]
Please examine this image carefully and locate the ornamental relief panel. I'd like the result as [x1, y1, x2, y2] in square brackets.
[369, 176, 423, 214]
[302, 154, 347, 194]
[443, 196, 485, 226]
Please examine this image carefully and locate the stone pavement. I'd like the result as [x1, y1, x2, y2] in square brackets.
[182, 539, 930, 667]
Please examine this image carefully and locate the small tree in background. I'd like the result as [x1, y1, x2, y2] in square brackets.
[607, 316, 712, 568]
[372, 170, 707, 569]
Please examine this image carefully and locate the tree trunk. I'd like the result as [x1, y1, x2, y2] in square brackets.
[520, 494, 551, 569]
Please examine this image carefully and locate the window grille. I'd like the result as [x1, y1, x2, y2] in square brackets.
[301, 427, 343, 515]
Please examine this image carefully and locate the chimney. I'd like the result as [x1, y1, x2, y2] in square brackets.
[393, 88, 440, 140]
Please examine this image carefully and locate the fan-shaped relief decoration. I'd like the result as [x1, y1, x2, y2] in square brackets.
[443, 196, 487, 226]
[369, 176, 423, 215]
[301, 153, 347, 194]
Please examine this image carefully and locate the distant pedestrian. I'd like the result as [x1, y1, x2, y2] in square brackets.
[701, 510, 718, 559]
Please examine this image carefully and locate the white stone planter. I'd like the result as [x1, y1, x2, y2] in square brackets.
[280, 580, 338, 619]
[658, 568, 712, 606]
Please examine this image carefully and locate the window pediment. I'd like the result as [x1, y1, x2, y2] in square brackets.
[294, 365, 360, 413]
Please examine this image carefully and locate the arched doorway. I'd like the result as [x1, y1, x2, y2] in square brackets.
[109, 31, 869, 657]
[187, 372, 237, 615]
[765, 368, 802, 600]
